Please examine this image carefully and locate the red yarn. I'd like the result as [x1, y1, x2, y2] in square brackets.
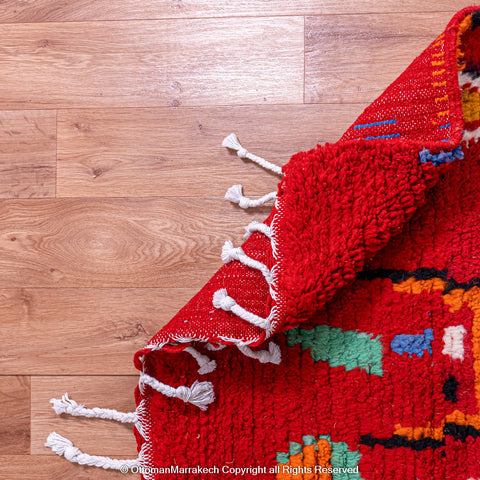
[136, 144, 480, 479]
[274, 140, 438, 327]
[133, 7, 480, 480]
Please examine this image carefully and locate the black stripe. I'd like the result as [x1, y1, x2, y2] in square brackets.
[472, 11, 480, 31]
[360, 434, 444, 451]
[444, 423, 480, 441]
[359, 424, 480, 452]
[359, 267, 447, 283]
[359, 267, 480, 294]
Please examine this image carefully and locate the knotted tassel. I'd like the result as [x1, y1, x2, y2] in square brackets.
[237, 341, 282, 365]
[222, 133, 283, 175]
[225, 184, 277, 208]
[50, 394, 137, 423]
[184, 346, 217, 374]
[221, 240, 273, 284]
[139, 373, 215, 411]
[212, 288, 273, 330]
[244, 221, 272, 240]
[45, 432, 139, 471]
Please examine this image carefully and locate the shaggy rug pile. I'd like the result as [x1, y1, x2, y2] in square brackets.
[47, 6, 480, 480]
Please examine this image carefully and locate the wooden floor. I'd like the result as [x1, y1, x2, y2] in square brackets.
[0, 1, 477, 478]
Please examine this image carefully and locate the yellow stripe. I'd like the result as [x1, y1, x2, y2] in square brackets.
[392, 278, 480, 443]
[433, 81, 447, 87]
[437, 110, 449, 117]
[431, 60, 445, 66]
[394, 422, 444, 441]
[432, 52, 445, 58]
[435, 94, 448, 103]
[432, 69, 446, 76]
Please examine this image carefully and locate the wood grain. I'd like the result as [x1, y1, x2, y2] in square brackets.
[0, 111, 55, 198]
[56, 105, 366, 198]
[0, 3, 474, 479]
[0, 456, 121, 480]
[0, 0, 475, 23]
[0, 17, 303, 109]
[0, 198, 268, 288]
[0, 288, 195, 375]
[305, 11, 470, 104]
[31, 376, 138, 456]
[0, 376, 30, 454]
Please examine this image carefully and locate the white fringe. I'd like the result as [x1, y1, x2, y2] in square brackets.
[50, 394, 137, 423]
[212, 288, 273, 330]
[206, 343, 227, 351]
[244, 221, 272, 240]
[225, 184, 277, 209]
[139, 373, 215, 411]
[221, 240, 273, 284]
[237, 341, 282, 365]
[45, 432, 139, 470]
[222, 133, 283, 175]
[184, 346, 217, 374]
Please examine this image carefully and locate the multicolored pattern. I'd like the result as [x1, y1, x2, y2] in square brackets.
[461, 81, 480, 129]
[339, 22, 458, 146]
[341, 10, 480, 151]
[133, 8, 480, 480]
[419, 146, 464, 166]
[273, 269, 480, 479]
[276, 436, 361, 480]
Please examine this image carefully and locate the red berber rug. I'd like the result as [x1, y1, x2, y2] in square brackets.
[46, 6, 480, 479]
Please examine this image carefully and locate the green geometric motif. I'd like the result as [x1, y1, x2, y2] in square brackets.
[276, 435, 363, 480]
[285, 325, 383, 376]
[320, 435, 362, 480]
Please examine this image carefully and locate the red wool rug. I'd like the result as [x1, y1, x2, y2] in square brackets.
[46, 6, 480, 480]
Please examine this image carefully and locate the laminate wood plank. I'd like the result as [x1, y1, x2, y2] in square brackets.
[0, 0, 475, 23]
[0, 198, 267, 288]
[0, 18, 303, 109]
[0, 111, 55, 198]
[3, 2, 479, 476]
[305, 11, 468, 104]
[0, 376, 30, 454]
[56, 105, 366, 198]
[0, 456, 121, 479]
[0, 288, 195, 375]
[31, 376, 138, 456]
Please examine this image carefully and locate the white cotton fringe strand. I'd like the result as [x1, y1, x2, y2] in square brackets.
[212, 288, 273, 330]
[237, 341, 282, 365]
[244, 220, 272, 240]
[221, 240, 273, 284]
[222, 133, 283, 175]
[139, 373, 214, 411]
[184, 346, 217, 374]
[225, 184, 277, 209]
[45, 432, 139, 470]
[50, 393, 137, 423]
